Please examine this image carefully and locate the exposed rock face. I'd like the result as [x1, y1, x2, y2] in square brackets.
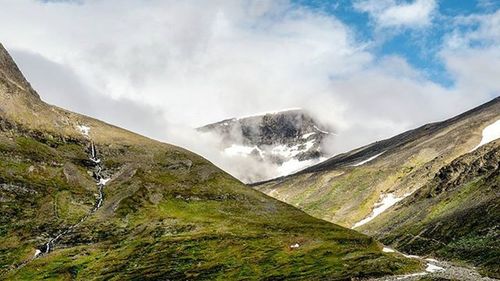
[430, 144, 499, 196]
[198, 109, 333, 182]
[0, 43, 39, 99]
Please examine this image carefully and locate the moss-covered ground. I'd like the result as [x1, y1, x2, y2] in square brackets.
[0, 125, 421, 280]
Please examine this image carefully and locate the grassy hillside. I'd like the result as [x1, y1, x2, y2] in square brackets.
[0, 44, 421, 280]
[360, 141, 499, 278]
[254, 98, 498, 226]
[254, 96, 499, 276]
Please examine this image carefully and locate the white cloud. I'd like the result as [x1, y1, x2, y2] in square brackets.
[445, 10, 500, 50]
[355, 0, 437, 28]
[0, 0, 497, 181]
[442, 10, 500, 99]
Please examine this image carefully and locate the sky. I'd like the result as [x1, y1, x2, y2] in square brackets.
[0, 0, 499, 180]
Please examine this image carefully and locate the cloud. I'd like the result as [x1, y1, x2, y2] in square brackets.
[10, 49, 168, 141]
[441, 10, 500, 99]
[0, 0, 498, 181]
[354, 0, 437, 28]
[445, 10, 500, 50]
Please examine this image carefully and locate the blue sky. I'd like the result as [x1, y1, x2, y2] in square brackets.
[294, 0, 499, 86]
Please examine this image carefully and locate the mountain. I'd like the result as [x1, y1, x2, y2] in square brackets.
[198, 109, 333, 183]
[360, 139, 499, 278]
[0, 43, 420, 280]
[254, 97, 500, 277]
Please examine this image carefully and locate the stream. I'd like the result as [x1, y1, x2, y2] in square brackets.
[33, 141, 110, 258]
[366, 246, 498, 281]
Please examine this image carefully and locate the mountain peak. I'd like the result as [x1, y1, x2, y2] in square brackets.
[198, 109, 334, 183]
[0, 43, 39, 99]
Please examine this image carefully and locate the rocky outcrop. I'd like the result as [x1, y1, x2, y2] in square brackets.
[428, 144, 499, 196]
[365, 141, 500, 278]
[0, 43, 39, 99]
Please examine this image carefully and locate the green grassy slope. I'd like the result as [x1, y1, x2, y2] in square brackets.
[360, 141, 499, 278]
[0, 43, 420, 280]
[254, 96, 499, 276]
[255, 97, 499, 228]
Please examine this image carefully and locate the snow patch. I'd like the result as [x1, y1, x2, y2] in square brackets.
[396, 272, 427, 279]
[471, 119, 500, 151]
[224, 144, 263, 157]
[277, 157, 326, 177]
[380, 250, 447, 278]
[351, 151, 385, 167]
[426, 263, 445, 272]
[382, 247, 395, 253]
[302, 140, 315, 151]
[401, 253, 421, 259]
[272, 145, 297, 158]
[302, 132, 316, 139]
[77, 125, 91, 136]
[33, 249, 42, 258]
[353, 192, 411, 228]
[271, 140, 316, 158]
[98, 178, 111, 186]
[313, 125, 332, 134]
[222, 136, 323, 179]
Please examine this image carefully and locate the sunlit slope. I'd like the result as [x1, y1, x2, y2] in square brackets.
[0, 43, 420, 280]
[254, 97, 499, 227]
[359, 140, 499, 278]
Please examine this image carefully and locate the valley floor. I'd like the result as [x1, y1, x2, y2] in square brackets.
[367, 247, 499, 281]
